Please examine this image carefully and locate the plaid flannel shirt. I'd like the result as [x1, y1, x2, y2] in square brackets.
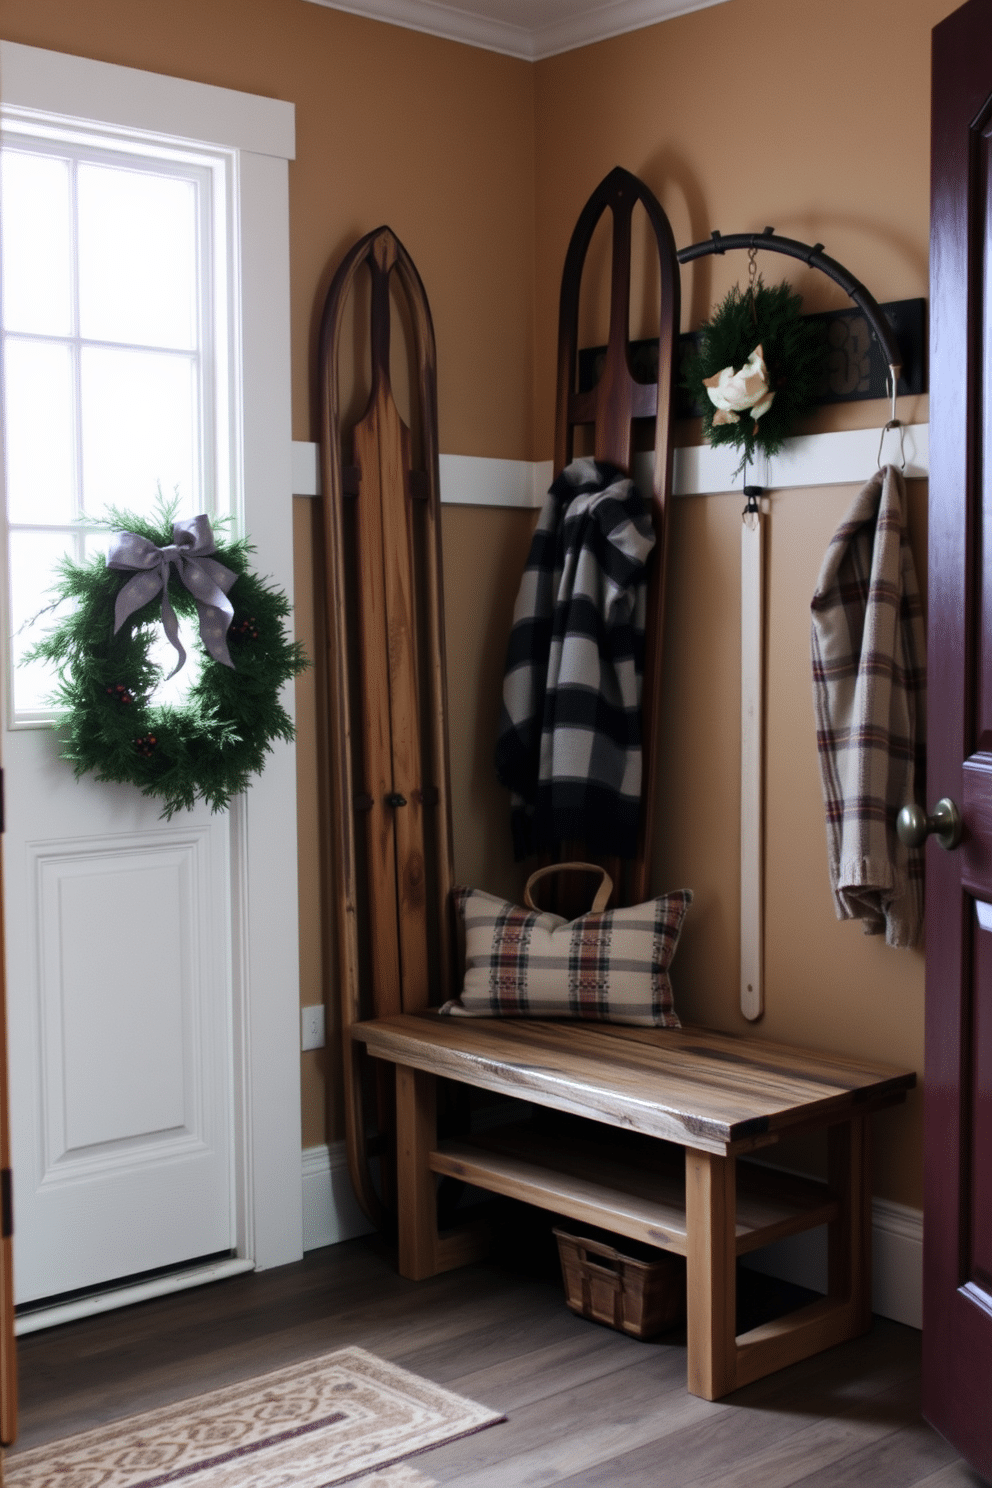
[810, 464, 926, 949]
[494, 457, 655, 860]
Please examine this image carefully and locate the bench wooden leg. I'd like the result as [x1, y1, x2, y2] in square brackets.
[731, 1115, 873, 1394]
[685, 1118, 873, 1400]
[828, 1114, 872, 1330]
[394, 1063, 490, 1281]
[395, 1064, 441, 1280]
[685, 1149, 737, 1401]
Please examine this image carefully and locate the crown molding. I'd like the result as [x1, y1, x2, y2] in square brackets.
[530, 0, 729, 59]
[301, 0, 730, 61]
[302, 0, 532, 57]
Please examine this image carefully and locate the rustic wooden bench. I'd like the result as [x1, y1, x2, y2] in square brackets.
[353, 1013, 914, 1400]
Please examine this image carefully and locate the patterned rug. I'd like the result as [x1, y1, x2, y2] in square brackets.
[3, 1346, 504, 1487]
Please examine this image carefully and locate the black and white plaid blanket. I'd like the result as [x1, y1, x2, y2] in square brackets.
[810, 464, 926, 948]
[494, 457, 656, 859]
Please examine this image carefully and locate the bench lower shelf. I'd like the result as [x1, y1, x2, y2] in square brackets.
[430, 1120, 839, 1257]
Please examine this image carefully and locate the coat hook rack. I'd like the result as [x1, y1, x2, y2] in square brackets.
[676, 227, 903, 1023]
[676, 227, 902, 386]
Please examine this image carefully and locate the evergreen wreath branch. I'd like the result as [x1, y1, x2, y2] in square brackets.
[684, 277, 826, 475]
[24, 500, 308, 819]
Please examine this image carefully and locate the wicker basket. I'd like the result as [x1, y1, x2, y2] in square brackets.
[553, 1226, 686, 1340]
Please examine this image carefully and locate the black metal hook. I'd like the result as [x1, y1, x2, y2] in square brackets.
[742, 485, 764, 515]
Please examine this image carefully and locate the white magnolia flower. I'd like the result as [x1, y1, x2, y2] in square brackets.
[703, 343, 775, 427]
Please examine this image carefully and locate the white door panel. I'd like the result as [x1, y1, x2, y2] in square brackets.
[47, 851, 190, 1150]
[4, 723, 233, 1302]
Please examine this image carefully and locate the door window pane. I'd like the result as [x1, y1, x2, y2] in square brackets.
[8, 529, 74, 714]
[80, 346, 198, 519]
[77, 165, 198, 351]
[3, 339, 75, 525]
[0, 150, 72, 337]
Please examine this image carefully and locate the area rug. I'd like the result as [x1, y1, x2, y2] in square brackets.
[3, 1346, 503, 1487]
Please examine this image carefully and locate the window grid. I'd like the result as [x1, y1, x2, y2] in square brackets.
[1, 128, 224, 720]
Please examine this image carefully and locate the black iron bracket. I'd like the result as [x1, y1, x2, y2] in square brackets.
[676, 227, 902, 375]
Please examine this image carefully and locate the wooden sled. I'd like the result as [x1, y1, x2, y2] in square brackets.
[318, 225, 457, 1228]
[318, 176, 914, 1399]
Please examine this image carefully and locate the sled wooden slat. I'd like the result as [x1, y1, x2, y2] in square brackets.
[350, 267, 431, 1013]
[351, 400, 404, 1020]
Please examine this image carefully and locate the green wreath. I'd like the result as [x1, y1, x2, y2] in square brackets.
[25, 504, 308, 819]
[684, 277, 825, 474]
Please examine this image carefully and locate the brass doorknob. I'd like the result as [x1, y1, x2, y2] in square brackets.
[896, 798, 962, 851]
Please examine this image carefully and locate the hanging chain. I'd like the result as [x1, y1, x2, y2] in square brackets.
[747, 245, 758, 323]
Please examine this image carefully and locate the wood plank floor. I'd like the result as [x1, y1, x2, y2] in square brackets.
[4, 1224, 986, 1486]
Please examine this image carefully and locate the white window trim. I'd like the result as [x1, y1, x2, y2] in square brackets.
[0, 41, 302, 1278]
[0, 43, 295, 158]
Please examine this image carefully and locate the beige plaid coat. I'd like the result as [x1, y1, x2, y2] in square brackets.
[810, 465, 926, 949]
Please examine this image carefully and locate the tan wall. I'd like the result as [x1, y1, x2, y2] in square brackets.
[532, 0, 945, 443]
[3, 0, 956, 1207]
[533, 0, 959, 1207]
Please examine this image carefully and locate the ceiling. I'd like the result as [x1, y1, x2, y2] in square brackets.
[301, 0, 731, 61]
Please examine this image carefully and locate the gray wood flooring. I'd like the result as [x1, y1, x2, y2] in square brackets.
[5, 1224, 986, 1486]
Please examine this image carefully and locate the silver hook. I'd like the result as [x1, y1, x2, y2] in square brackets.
[877, 420, 905, 471]
[877, 365, 906, 471]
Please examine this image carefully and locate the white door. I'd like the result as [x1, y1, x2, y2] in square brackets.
[0, 44, 304, 1309]
[2, 758, 235, 1303]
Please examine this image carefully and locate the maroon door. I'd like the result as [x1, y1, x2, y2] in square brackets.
[927, 0, 992, 1475]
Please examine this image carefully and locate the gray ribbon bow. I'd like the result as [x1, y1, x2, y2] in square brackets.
[108, 515, 238, 678]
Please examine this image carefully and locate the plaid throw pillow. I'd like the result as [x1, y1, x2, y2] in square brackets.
[441, 886, 692, 1027]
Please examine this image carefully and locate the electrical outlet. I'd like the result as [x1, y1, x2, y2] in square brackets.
[301, 1004, 326, 1052]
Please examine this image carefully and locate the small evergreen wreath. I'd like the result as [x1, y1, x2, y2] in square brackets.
[25, 504, 308, 819]
[684, 277, 825, 474]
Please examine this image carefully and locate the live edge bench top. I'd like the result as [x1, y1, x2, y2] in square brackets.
[352, 1013, 916, 1157]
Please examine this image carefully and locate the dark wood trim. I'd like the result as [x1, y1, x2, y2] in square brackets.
[0, 686, 15, 1452]
[926, 0, 992, 1474]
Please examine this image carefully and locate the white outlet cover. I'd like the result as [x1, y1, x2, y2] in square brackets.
[301, 1004, 326, 1052]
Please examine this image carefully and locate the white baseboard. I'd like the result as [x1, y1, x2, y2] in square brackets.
[302, 1144, 922, 1330]
[870, 1197, 924, 1329]
[302, 1142, 375, 1251]
[742, 1196, 922, 1330]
